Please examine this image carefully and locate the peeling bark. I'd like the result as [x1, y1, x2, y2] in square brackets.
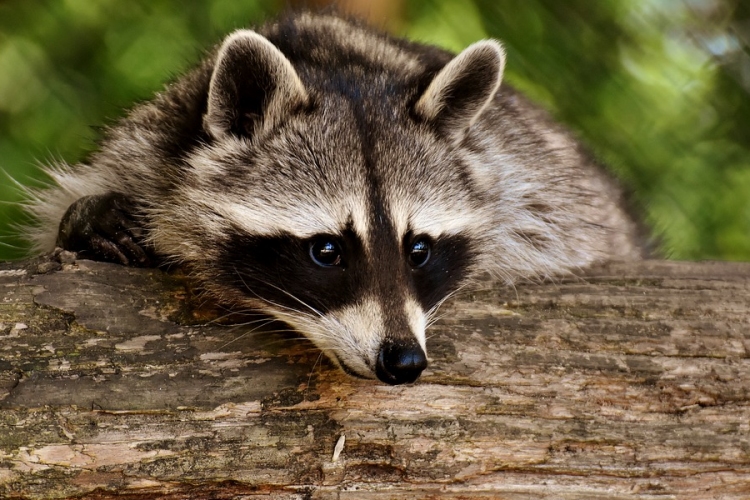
[1, 256, 749, 499]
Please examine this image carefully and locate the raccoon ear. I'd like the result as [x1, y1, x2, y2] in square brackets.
[415, 40, 505, 140]
[204, 30, 308, 140]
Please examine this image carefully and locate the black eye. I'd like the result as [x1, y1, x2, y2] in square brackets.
[309, 238, 342, 267]
[408, 238, 431, 268]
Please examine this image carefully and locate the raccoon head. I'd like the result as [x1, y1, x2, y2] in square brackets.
[155, 28, 505, 384]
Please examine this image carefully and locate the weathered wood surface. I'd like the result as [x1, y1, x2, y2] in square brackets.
[1, 256, 749, 499]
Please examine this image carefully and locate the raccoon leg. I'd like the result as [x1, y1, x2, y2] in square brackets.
[56, 192, 154, 267]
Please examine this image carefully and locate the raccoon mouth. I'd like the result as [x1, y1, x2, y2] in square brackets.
[332, 354, 372, 380]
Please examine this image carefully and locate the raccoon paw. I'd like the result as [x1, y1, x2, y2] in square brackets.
[56, 192, 154, 267]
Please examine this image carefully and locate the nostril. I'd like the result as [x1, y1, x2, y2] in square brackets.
[375, 340, 428, 385]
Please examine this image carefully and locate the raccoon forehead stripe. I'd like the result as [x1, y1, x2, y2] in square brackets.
[177, 190, 371, 239]
[219, 200, 368, 239]
[388, 196, 487, 240]
[217, 200, 338, 237]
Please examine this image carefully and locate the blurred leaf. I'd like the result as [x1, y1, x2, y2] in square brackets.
[0, 0, 749, 261]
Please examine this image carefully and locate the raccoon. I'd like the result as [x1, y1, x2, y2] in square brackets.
[27, 13, 643, 385]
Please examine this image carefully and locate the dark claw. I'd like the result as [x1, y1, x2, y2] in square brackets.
[89, 234, 132, 266]
[57, 192, 156, 267]
[112, 229, 151, 266]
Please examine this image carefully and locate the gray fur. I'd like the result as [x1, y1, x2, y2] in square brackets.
[26, 13, 644, 382]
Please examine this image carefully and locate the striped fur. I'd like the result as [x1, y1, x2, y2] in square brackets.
[26, 13, 643, 382]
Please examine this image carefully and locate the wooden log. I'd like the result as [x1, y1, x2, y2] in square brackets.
[1, 255, 749, 499]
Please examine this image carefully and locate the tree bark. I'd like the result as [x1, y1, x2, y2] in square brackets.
[1, 255, 749, 499]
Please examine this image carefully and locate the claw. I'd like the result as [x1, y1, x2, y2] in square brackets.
[57, 192, 156, 267]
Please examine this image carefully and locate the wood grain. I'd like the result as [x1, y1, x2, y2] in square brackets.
[1, 256, 748, 499]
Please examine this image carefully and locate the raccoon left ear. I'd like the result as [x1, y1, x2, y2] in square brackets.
[415, 40, 505, 141]
[204, 30, 309, 140]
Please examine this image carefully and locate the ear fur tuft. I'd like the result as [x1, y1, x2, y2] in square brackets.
[415, 40, 505, 141]
[204, 30, 308, 140]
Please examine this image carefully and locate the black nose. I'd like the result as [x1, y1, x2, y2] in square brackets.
[375, 340, 428, 385]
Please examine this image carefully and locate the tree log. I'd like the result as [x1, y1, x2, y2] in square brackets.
[1, 255, 749, 499]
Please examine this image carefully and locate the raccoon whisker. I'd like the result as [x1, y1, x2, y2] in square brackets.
[507, 280, 520, 302]
[267, 310, 339, 340]
[425, 331, 444, 341]
[232, 282, 355, 355]
[484, 265, 520, 301]
[264, 286, 326, 320]
[425, 282, 470, 325]
[484, 257, 523, 289]
[426, 305, 458, 329]
[218, 332, 295, 350]
[306, 350, 326, 393]
[210, 301, 275, 321]
[236, 332, 321, 351]
[217, 319, 280, 349]
[214, 320, 281, 338]
[424, 283, 474, 334]
[207, 312, 274, 327]
[221, 329, 317, 348]
[217, 336, 311, 354]
[217, 328, 347, 353]
[426, 313, 449, 329]
[231, 268, 321, 322]
[232, 267, 324, 321]
[425, 313, 444, 329]
[318, 313, 349, 339]
[268, 301, 327, 327]
[239, 271, 327, 321]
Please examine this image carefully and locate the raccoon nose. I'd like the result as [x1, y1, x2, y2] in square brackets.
[375, 340, 428, 385]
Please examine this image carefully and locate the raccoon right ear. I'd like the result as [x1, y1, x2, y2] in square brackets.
[204, 30, 308, 140]
[415, 40, 505, 141]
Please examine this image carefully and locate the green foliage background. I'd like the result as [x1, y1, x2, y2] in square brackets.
[0, 0, 748, 260]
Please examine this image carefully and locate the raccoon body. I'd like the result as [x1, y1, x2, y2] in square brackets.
[28, 13, 643, 384]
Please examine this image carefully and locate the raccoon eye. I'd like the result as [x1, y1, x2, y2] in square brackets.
[309, 238, 342, 267]
[408, 238, 431, 268]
